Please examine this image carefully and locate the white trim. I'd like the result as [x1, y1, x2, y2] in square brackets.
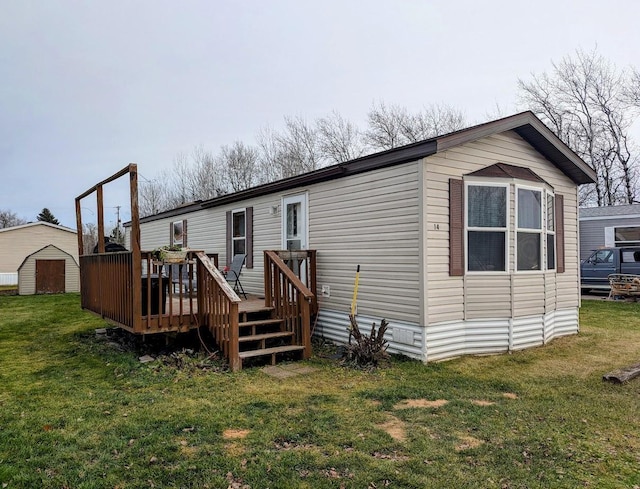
[515, 185, 543, 273]
[231, 208, 247, 257]
[281, 192, 309, 250]
[580, 214, 640, 221]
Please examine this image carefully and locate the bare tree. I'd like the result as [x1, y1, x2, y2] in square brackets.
[364, 102, 408, 150]
[317, 111, 366, 164]
[519, 49, 638, 206]
[365, 102, 467, 150]
[627, 67, 640, 107]
[217, 141, 261, 192]
[82, 223, 98, 254]
[0, 209, 27, 228]
[139, 174, 170, 217]
[258, 117, 325, 181]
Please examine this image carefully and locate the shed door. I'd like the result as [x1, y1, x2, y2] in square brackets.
[36, 260, 65, 294]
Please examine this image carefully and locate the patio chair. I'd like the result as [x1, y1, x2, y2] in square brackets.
[170, 263, 196, 294]
[224, 253, 247, 299]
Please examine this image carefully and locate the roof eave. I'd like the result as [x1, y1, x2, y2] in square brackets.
[436, 111, 596, 185]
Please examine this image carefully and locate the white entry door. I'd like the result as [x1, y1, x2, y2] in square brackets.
[282, 193, 308, 251]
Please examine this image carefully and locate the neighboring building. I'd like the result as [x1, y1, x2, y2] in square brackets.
[0, 222, 78, 286]
[126, 111, 596, 362]
[18, 244, 80, 295]
[579, 204, 640, 260]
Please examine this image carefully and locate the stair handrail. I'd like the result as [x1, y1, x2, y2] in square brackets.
[195, 251, 242, 370]
[264, 250, 314, 359]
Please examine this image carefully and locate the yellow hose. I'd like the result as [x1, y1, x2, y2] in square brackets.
[350, 265, 360, 316]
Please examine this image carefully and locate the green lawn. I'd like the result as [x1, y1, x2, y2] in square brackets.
[0, 294, 639, 488]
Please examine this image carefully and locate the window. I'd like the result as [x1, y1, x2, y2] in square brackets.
[226, 207, 253, 268]
[232, 209, 246, 256]
[516, 187, 542, 271]
[170, 220, 187, 247]
[615, 226, 640, 247]
[450, 173, 565, 276]
[546, 193, 555, 270]
[466, 184, 508, 272]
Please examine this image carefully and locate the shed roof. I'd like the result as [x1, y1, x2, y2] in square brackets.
[137, 111, 596, 224]
[0, 221, 77, 235]
[16, 244, 79, 271]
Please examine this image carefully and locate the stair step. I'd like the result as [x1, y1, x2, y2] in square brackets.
[239, 331, 294, 343]
[238, 345, 305, 359]
[238, 318, 284, 328]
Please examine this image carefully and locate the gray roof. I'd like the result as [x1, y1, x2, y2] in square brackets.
[580, 204, 640, 219]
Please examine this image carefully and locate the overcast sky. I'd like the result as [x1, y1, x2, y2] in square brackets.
[1, 1, 639, 229]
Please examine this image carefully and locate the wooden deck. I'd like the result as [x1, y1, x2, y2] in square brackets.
[165, 294, 269, 317]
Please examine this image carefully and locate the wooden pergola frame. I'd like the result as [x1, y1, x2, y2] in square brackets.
[75, 163, 142, 331]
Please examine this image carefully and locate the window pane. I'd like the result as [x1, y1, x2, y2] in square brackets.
[233, 238, 245, 256]
[615, 227, 640, 242]
[518, 188, 541, 229]
[233, 211, 245, 238]
[547, 233, 555, 269]
[546, 194, 554, 231]
[517, 232, 541, 270]
[468, 231, 505, 271]
[468, 186, 506, 228]
[287, 203, 300, 238]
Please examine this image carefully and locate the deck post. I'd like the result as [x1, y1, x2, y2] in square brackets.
[301, 299, 311, 359]
[129, 164, 142, 332]
[229, 302, 241, 371]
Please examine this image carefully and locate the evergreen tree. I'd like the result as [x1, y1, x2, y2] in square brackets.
[37, 208, 60, 225]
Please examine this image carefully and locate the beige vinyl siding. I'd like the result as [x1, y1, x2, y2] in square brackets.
[18, 245, 79, 295]
[424, 130, 579, 325]
[0, 224, 77, 274]
[136, 200, 282, 295]
[309, 162, 421, 324]
[135, 163, 422, 324]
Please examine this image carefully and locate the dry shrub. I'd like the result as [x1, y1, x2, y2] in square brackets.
[342, 314, 390, 368]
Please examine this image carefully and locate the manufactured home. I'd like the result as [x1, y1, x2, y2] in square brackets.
[579, 204, 640, 260]
[79, 111, 595, 369]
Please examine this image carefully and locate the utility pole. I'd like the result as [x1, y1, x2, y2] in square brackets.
[114, 205, 123, 244]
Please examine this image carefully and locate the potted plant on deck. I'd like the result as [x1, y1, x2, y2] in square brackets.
[152, 245, 188, 263]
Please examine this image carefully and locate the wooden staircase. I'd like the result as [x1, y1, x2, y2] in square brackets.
[237, 305, 305, 366]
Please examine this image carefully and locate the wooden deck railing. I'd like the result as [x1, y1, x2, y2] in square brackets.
[80, 251, 135, 329]
[195, 251, 242, 371]
[264, 250, 314, 359]
[80, 250, 219, 335]
[274, 249, 318, 315]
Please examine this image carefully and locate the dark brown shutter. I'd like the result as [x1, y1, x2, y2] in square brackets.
[226, 210, 232, 266]
[246, 207, 253, 269]
[169, 222, 174, 246]
[449, 178, 465, 276]
[182, 219, 187, 248]
[555, 194, 565, 273]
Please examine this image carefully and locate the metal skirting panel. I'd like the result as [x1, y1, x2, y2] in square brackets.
[314, 309, 424, 360]
[549, 307, 579, 339]
[426, 319, 510, 361]
[314, 308, 579, 363]
[512, 315, 545, 351]
[427, 308, 578, 361]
